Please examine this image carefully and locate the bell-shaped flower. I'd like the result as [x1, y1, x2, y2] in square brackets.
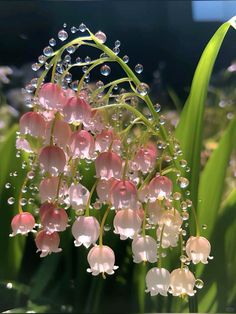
[95, 151, 122, 180]
[45, 119, 72, 149]
[19, 112, 46, 138]
[186, 236, 211, 264]
[96, 178, 116, 203]
[138, 184, 149, 203]
[83, 110, 105, 134]
[147, 201, 165, 225]
[68, 183, 90, 210]
[110, 180, 139, 210]
[39, 202, 55, 220]
[87, 245, 118, 276]
[95, 129, 114, 152]
[72, 216, 100, 248]
[148, 175, 173, 202]
[39, 177, 67, 203]
[41, 205, 68, 233]
[131, 143, 157, 174]
[63, 96, 91, 125]
[38, 83, 66, 111]
[132, 235, 157, 263]
[159, 209, 182, 233]
[35, 230, 62, 258]
[113, 209, 142, 240]
[38, 145, 66, 176]
[16, 138, 33, 153]
[145, 267, 171, 296]
[170, 268, 196, 296]
[69, 130, 95, 159]
[156, 226, 179, 248]
[11, 212, 35, 236]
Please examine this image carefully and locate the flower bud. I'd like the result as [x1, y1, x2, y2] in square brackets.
[145, 267, 170, 296]
[38, 146, 66, 176]
[39, 83, 66, 111]
[35, 230, 62, 257]
[63, 96, 91, 124]
[186, 236, 211, 264]
[41, 205, 68, 233]
[95, 151, 122, 180]
[72, 216, 100, 248]
[68, 183, 89, 210]
[87, 245, 118, 276]
[170, 268, 196, 296]
[132, 235, 157, 263]
[113, 209, 142, 240]
[20, 112, 46, 138]
[69, 130, 95, 159]
[148, 175, 173, 202]
[110, 180, 139, 210]
[11, 212, 35, 236]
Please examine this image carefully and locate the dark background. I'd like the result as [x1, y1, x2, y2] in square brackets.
[0, 0, 236, 103]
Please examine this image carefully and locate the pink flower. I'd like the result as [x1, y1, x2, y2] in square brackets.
[38, 146, 66, 176]
[113, 209, 142, 240]
[19, 112, 46, 138]
[87, 245, 118, 276]
[83, 110, 105, 134]
[39, 202, 56, 219]
[95, 151, 122, 180]
[131, 143, 157, 174]
[35, 230, 62, 257]
[11, 212, 35, 236]
[132, 235, 157, 263]
[41, 205, 68, 233]
[68, 183, 90, 210]
[72, 216, 100, 248]
[45, 119, 72, 148]
[186, 236, 211, 264]
[39, 177, 67, 203]
[69, 130, 95, 159]
[38, 83, 66, 111]
[95, 129, 114, 152]
[96, 178, 116, 203]
[16, 138, 33, 153]
[148, 175, 173, 201]
[110, 180, 139, 210]
[63, 96, 91, 124]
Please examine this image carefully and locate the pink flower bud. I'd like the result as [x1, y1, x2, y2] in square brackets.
[148, 175, 173, 202]
[39, 177, 67, 202]
[35, 230, 62, 257]
[87, 245, 118, 276]
[186, 236, 211, 264]
[110, 180, 139, 210]
[72, 216, 100, 248]
[16, 138, 33, 153]
[63, 96, 91, 124]
[113, 209, 142, 240]
[69, 130, 95, 159]
[132, 235, 157, 263]
[41, 205, 68, 233]
[131, 143, 157, 174]
[11, 212, 35, 236]
[39, 83, 66, 111]
[45, 120, 72, 148]
[19, 112, 46, 138]
[39, 146, 66, 176]
[170, 268, 196, 296]
[145, 267, 170, 296]
[95, 151, 122, 180]
[69, 183, 90, 210]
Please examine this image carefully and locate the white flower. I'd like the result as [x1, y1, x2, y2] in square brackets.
[186, 236, 211, 264]
[132, 235, 157, 263]
[156, 226, 179, 248]
[147, 201, 165, 225]
[113, 209, 142, 240]
[170, 268, 196, 296]
[87, 245, 118, 276]
[68, 183, 89, 210]
[145, 267, 170, 296]
[72, 216, 100, 248]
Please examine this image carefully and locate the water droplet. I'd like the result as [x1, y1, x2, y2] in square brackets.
[154, 103, 161, 112]
[135, 64, 143, 74]
[136, 82, 149, 96]
[16, 151, 21, 158]
[5, 182, 11, 189]
[66, 45, 75, 54]
[13, 171, 18, 177]
[113, 47, 120, 55]
[182, 211, 189, 220]
[6, 282, 13, 289]
[195, 279, 204, 289]
[71, 26, 78, 33]
[27, 171, 35, 180]
[95, 31, 107, 43]
[115, 40, 121, 47]
[104, 224, 111, 231]
[43, 46, 53, 57]
[180, 255, 187, 263]
[177, 177, 189, 189]
[202, 224, 207, 230]
[173, 192, 181, 201]
[159, 115, 166, 125]
[20, 198, 27, 206]
[76, 57, 82, 64]
[58, 29, 68, 41]
[49, 38, 56, 47]
[85, 56, 91, 63]
[123, 55, 129, 63]
[8, 197, 15, 205]
[38, 55, 47, 64]
[100, 65, 111, 76]
[180, 159, 187, 168]
[79, 23, 87, 32]
[31, 63, 40, 71]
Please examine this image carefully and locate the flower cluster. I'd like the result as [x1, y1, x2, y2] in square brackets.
[9, 25, 211, 298]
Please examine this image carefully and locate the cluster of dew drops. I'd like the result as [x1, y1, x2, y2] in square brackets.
[5, 23, 212, 296]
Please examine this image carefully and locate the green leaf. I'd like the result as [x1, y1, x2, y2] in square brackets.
[175, 19, 234, 206]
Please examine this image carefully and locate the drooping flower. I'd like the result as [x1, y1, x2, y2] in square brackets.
[110, 180, 139, 210]
[113, 209, 142, 240]
[35, 230, 62, 257]
[170, 268, 196, 296]
[19, 112, 46, 138]
[96, 178, 115, 203]
[16, 138, 33, 153]
[39, 176, 67, 203]
[87, 245, 118, 276]
[148, 175, 173, 202]
[11, 212, 35, 236]
[186, 236, 211, 264]
[147, 201, 165, 225]
[38, 83, 66, 111]
[68, 183, 90, 210]
[95, 151, 122, 180]
[95, 129, 114, 152]
[132, 235, 157, 263]
[38, 145, 66, 176]
[131, 143, 157, 174]
[72, 216, 100, 248]
[69, 130, 95, 159]
[41, 206, 68, 233]
[145, 267, 171, 296]
[45, 119, 72, 149]
[63, 96, 91, 124]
